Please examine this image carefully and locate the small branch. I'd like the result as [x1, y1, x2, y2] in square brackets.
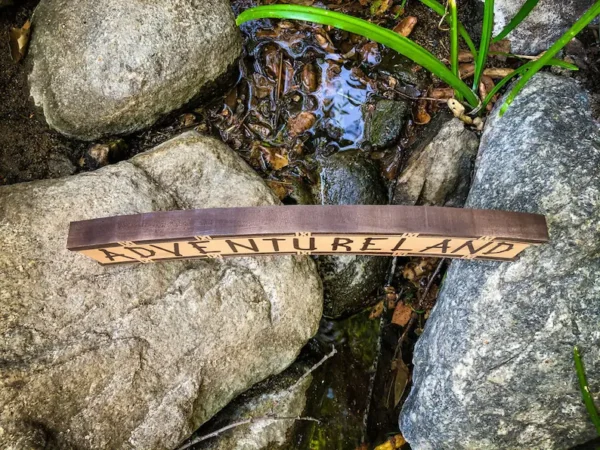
[394, 259, 446, 358]
[178, 416, 321, 450]
[178, 348, 335, 449]
[291, 345, 337, 391]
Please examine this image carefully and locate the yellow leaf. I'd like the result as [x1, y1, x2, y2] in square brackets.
[9, 20, 31, 63]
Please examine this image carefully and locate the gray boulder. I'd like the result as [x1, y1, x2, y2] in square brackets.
[0, 132, 323, 449]
[318, 151, 390, 317]
[193, 367, 313, 450]
[28, 0, 241, 140]
[484, 0, 595, 54]
[393, 113, 479, 207]
[400, 73, 600, 449]
[364, 99, 411, 150]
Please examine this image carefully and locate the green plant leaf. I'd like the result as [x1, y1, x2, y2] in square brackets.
[236, 5, 480, 107]
[473, 0, 494, 90]
[492, 0, 540, 43]
[499, 0, 600, 116]
[418, 0, 477, 57]
[449, 0, 462, 101]
[574, 346, 600, 435]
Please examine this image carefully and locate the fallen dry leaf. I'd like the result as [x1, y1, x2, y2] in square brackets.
[392, 302, 413, 327]
[266, 180, 290, 200]
[315, 32, 335, 53]
[459, 63, 475, 79]
[478, 75, 495, 100]
[393, 357, 410, 407]
[430, 87, 455, 99]
[393, 16, 417, 37]
[483, 67, 514, 79]
[489, 39, 511, 62]
[375, 434, 407, 450]
[9, 19, 31, 63]
[403, 258, 436, 282]
[301, 63, 318, 93]
[288, 111, 316, 137]
[385, 285, 398, 309]
[371, 0, 391, 15]
[247, 123, 272, 139]
[369, 300, 385, 320]
[414, 99, 431, 125]
[458, 50, 474, 62]
[259, 145, 289, 170]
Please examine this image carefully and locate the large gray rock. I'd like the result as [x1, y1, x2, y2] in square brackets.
[400, 73, 600, 449]
[393, 113, 479, 207]
[0, 132, 323, 450]
[318, 151, 390, 317]
[28, 0, 241, 140]
[194, 366, 313, 450]
[484, 0, 595, 54]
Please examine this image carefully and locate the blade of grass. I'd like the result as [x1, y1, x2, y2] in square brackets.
[236, 5, 480, 107]
[492, 0, 540, 43]
[449, 0, 462, 101]
[480, 58, 578, 110]
[499, 0, 600, 116]
[418, 0, 478, 57]
[473, 0, 494, 90]
[574, 346, 600, 435]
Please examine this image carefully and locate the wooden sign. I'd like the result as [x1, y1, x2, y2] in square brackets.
[67, 205, 548, 265]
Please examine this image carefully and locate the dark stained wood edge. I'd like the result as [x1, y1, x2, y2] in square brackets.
[67, 205, 549, 251]
[93, 252, 520, 266]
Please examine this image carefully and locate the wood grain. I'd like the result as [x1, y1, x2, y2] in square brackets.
[67, 205, 548, 265]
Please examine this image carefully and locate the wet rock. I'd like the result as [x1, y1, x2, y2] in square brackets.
[193, 365, 313, 450]
[0, 132, 322, 449]
[393, 113, 479, 207]
[400, 73, 600, 449]
[318, 151, 389, 317]
[46, 152, 76, 178]
[364, 99, 411, 150]
[319, 151, 387, 206]
[483, 0, 595, 55]
[28, 0, 242, 140]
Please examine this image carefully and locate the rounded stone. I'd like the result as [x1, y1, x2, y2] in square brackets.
[28, 0, 242, 140]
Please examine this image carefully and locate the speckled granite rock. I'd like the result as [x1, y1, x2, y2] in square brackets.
[318, 151, 390, 317]
[400, 73, 600, 449]
[28, 0, 241, 140]
[192, 366, 313, 450]
[0, 132, 322, 450]
[393, 113, 479, 207]
[482, 0, 595, 54]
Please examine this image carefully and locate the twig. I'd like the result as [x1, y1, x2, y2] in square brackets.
[394, 258, 446, 358]
[361, 314, 384, 444]
[274, 52, 284, 129]
[392, 88, 451, 103]
[291, 345, 337, 391]
[178, 416, 321, 450]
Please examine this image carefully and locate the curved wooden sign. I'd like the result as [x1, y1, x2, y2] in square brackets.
[67, 205, 548, 265]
